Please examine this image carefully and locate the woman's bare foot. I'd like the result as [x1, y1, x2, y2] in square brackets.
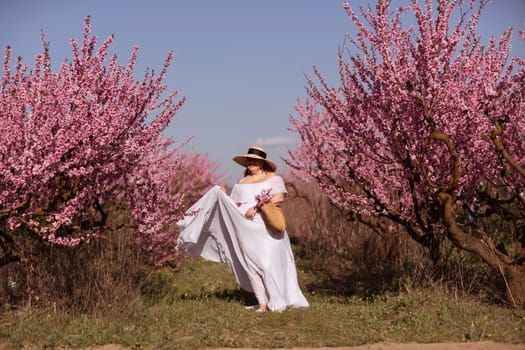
[255, 304, 267, 312]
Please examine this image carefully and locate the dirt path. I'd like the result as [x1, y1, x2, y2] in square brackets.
[215, 343, 525, 350]
[210, 342, 523, 350]
[2, 341, 523, 350]
[72, 341, 525, 350]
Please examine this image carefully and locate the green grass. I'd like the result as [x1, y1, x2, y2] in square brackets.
[1, 257, 524, 349]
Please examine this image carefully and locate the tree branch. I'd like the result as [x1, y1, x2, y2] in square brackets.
[491, 120, 525, 178]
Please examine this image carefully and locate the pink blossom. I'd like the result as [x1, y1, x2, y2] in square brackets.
[287, 0, 524, 246]
[1, 17, 220, 266]
[255, 188, 272, 208]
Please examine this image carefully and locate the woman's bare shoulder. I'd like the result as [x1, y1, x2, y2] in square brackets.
[268, 173, 283, 182]
[261, 172, 279, 183]
[237, 176, 250, 184]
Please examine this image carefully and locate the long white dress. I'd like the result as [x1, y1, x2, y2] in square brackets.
[176, 175, 309, 312]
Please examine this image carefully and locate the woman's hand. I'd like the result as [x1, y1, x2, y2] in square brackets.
[245, 206, 257, 220]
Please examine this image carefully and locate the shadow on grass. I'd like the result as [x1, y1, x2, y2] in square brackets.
[175, 287, 259, 307]
[304, 269, 404, 298]
[211, 288, 259, 306]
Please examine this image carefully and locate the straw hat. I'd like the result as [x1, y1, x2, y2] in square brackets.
[233, 146, 277, 171]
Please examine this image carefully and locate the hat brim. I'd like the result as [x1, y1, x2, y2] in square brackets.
[233, 154, 277, 172]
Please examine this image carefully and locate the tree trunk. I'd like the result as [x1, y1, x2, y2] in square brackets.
[505, 264, 525, 308]
[439, 192, 525, 308]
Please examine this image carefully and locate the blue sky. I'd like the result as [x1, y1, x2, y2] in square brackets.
[1, 0, 524, 185]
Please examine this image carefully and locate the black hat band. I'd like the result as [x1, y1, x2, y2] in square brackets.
[247, 148, 267, 159]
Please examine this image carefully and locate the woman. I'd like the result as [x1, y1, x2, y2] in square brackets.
[177, 146, 309, 312]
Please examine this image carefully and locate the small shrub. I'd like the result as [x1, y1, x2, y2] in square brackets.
[141, 268, 177, 301]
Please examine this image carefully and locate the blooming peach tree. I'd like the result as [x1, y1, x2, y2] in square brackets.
[133, 149, 222, 265]
[0, 17, 215, 267]
[288, 0, 525, 307]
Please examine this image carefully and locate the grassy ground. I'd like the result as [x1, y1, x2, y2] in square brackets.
[1, 257, 524, 350]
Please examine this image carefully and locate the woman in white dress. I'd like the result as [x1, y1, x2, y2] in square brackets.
[177, 146, 309, 312]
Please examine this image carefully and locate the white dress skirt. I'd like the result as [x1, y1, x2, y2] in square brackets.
[176, 176, 309, 312]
